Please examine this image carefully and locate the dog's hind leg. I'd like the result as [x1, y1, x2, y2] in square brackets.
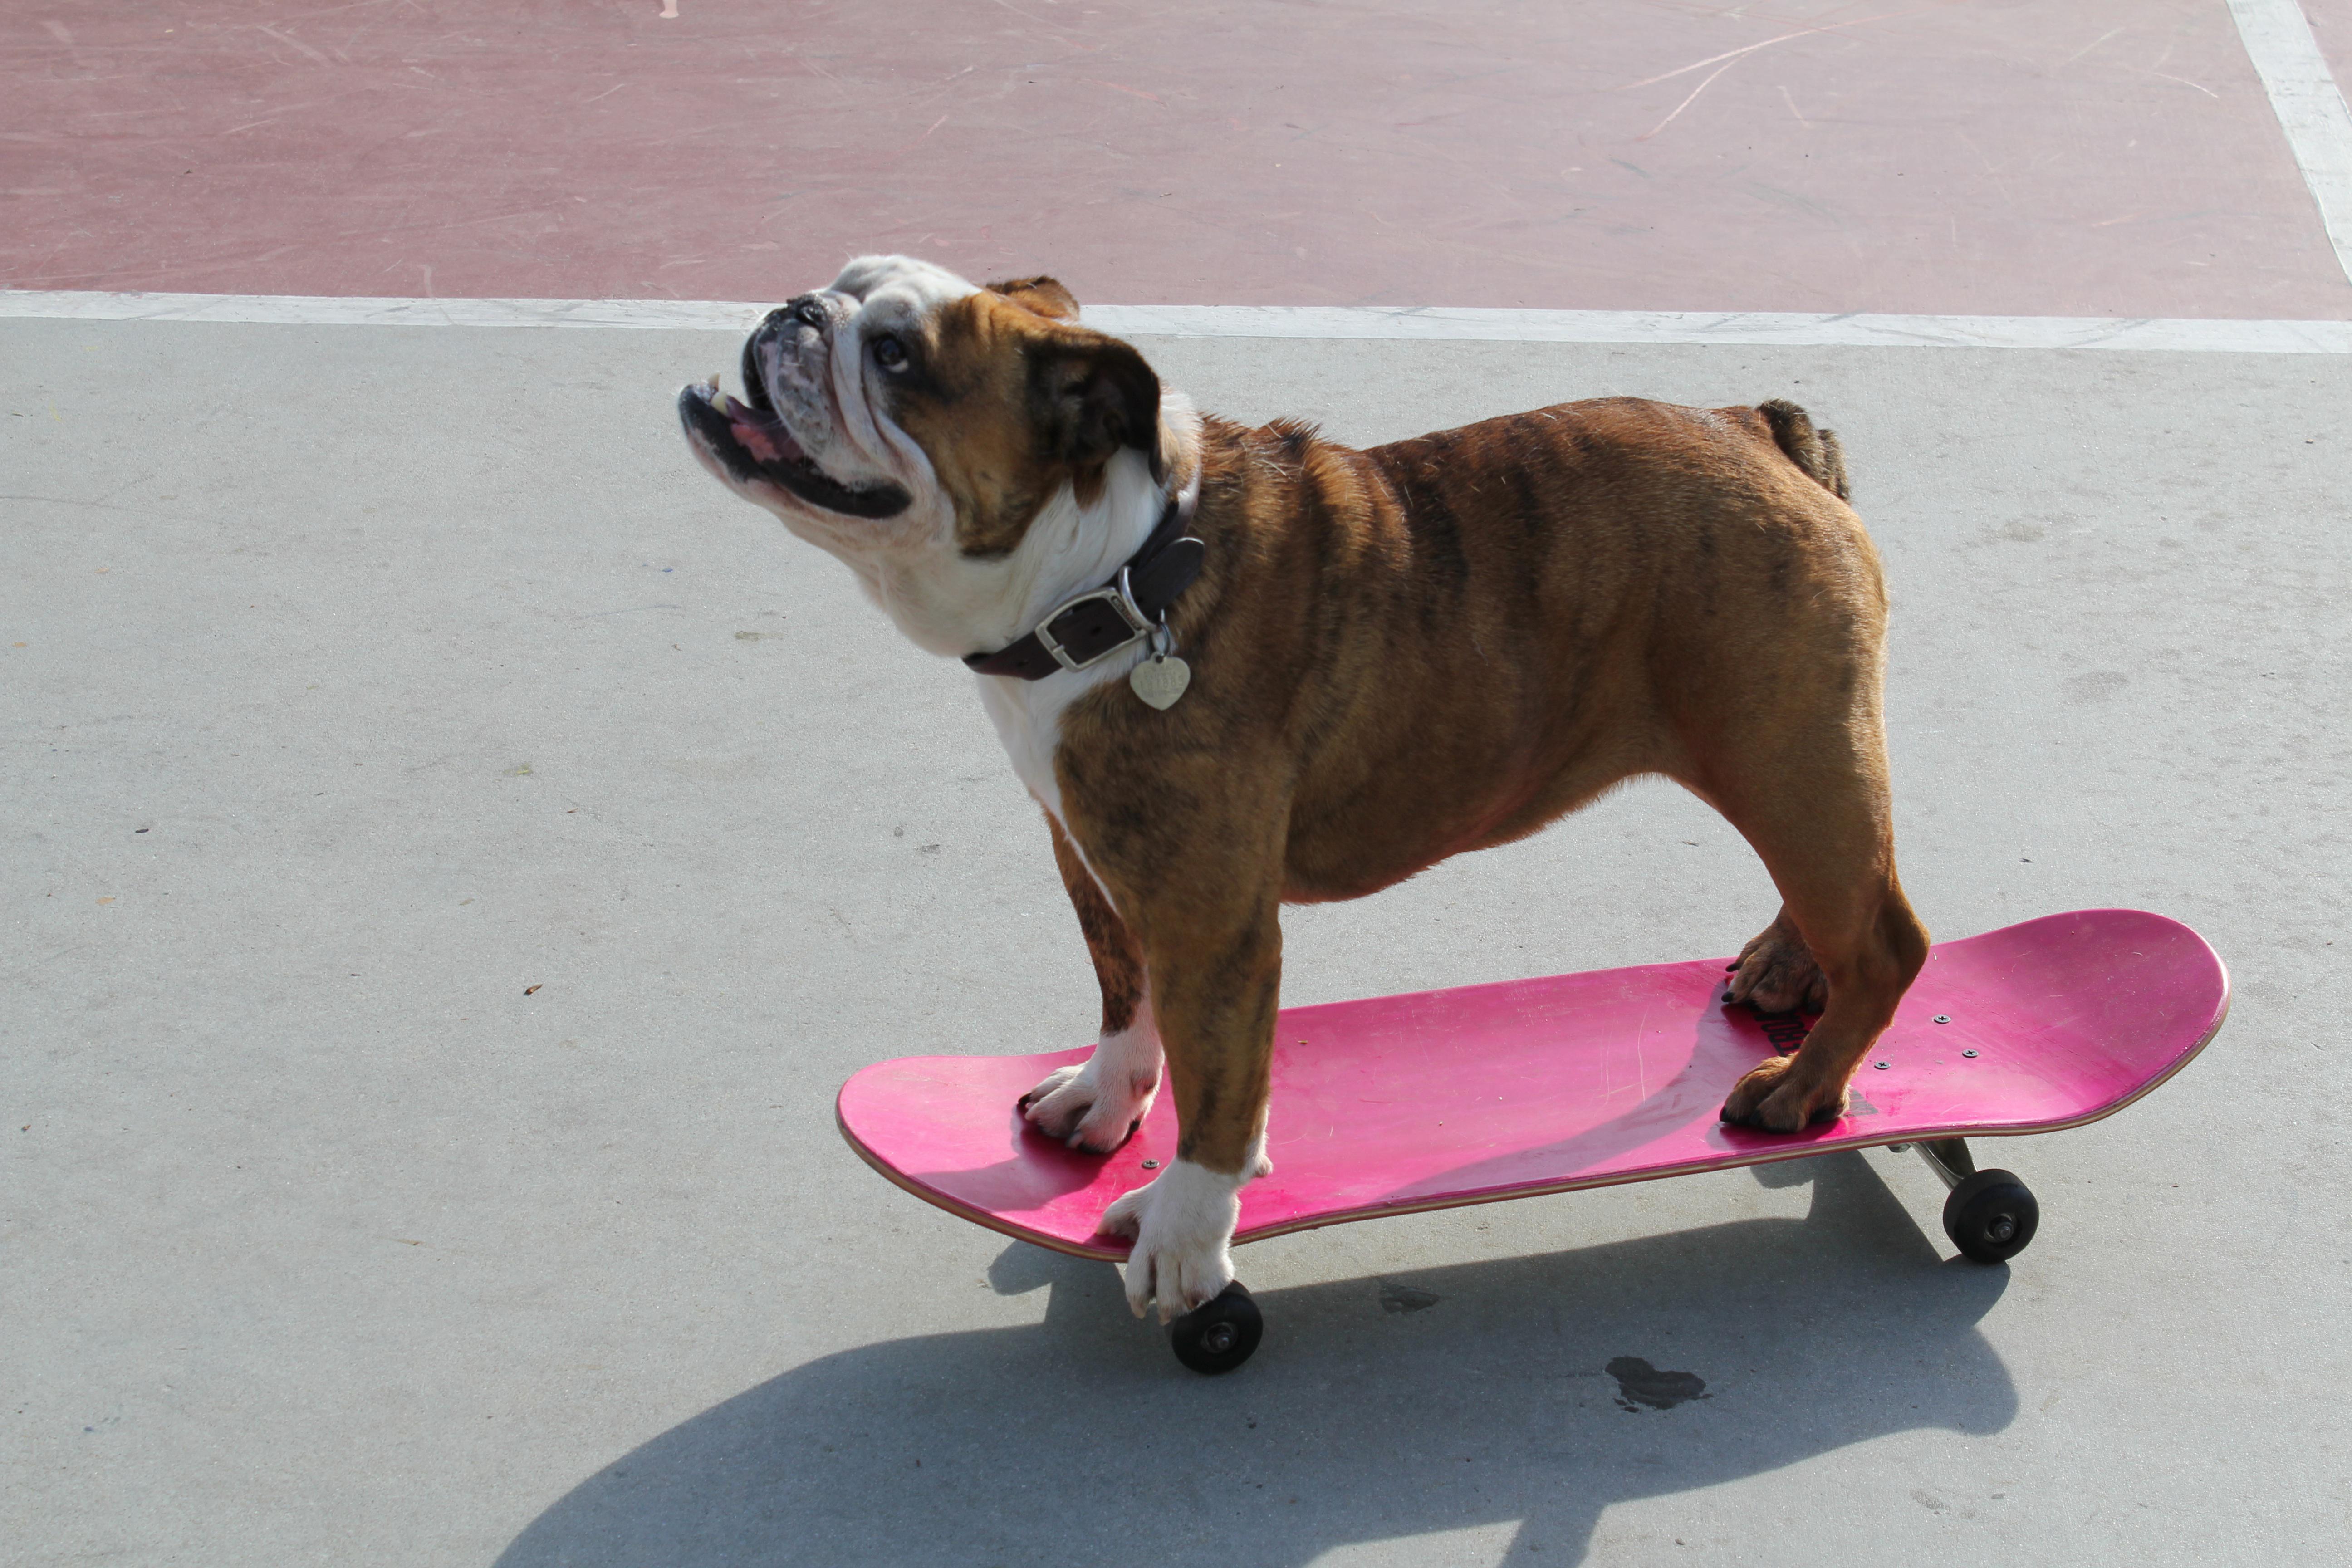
[1018, 810, 1164, 1153]
[1704, 728, 1930, 1130]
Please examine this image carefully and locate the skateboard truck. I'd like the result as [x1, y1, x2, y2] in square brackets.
[1176, 1135, 2041, 1373]
[1888, 1137, 2040, 1264]
[1166, 1133, 2051, 1363]
[1170, 1136, 2045, 1374]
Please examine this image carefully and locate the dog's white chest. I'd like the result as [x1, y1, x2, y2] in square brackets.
[975, 662, 1128, 827]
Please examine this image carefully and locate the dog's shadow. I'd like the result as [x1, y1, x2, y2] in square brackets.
[496, 1152, 2014, 1566]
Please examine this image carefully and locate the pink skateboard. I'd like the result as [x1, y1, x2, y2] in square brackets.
[839, 909, 2227, 1372]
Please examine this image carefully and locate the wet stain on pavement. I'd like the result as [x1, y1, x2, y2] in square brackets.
[1606, 1357, 1708, 1411]
[1378, 1280, 1441, 1314]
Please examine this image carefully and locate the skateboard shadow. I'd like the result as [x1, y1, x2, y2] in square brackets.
[495, 1152, 2014, 1568]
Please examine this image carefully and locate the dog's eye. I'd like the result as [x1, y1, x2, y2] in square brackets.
[872, 334, 909, 372]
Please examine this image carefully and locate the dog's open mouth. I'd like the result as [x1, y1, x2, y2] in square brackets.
[676, 373, 911, 520]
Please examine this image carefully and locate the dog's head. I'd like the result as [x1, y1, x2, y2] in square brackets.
[678, 256, 1192, 657]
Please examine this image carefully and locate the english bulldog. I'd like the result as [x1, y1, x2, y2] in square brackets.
[676, 255, 1928, 1324]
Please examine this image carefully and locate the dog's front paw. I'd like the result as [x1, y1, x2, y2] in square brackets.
[1720, 1056, 1848, 1132]
[1100, 1161, 1242, 1323]
[1019, 1027, 1162, 1154]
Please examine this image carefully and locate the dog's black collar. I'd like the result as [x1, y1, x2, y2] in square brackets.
[963, 485, 1203, 681]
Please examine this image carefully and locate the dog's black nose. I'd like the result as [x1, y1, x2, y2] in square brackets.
[764, 294, 828, 332]
[746, 296, 830, 412]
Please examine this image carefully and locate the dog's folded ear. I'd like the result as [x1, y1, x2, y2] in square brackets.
[987, 275, 1081, 322]
[1029, 332, 1166, 482]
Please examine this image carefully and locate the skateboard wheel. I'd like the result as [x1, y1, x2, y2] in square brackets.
[1169, 1282, 1263, 1374]
[1943, 1169, 2039, 1264]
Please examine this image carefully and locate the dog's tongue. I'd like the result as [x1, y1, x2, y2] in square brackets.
[708, 382, 806, 466]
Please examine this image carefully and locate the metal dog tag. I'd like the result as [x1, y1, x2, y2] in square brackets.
[1129, 653, 1191, 710]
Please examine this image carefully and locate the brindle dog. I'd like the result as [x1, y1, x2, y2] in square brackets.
[679, 256, 1927, 1322]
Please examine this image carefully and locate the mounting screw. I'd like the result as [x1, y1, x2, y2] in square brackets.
[1142, 1159, 1160, 1170]
[1962, 1049, 1979, 1059]
[1873, 1061, 1890, 1070]
[1933, 1014, 1950, 1024]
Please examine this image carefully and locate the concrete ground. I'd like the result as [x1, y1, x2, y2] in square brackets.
[5, 317, 2347, 1565]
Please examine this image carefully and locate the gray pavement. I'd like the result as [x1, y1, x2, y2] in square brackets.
[5, 318, 2347, 1566]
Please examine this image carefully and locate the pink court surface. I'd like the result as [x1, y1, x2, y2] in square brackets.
[6, 0, 2352, 319]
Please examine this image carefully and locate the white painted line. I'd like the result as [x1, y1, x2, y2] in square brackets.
[4, 289, 2352, 353]
[2229, 0, 2352, 285]
[0, 291, 769, 331]
[1083, 304, 2352, 353]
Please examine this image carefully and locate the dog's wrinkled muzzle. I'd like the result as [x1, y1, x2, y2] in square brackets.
[674, 341, 911, 521]
[740, 307, 795, 415]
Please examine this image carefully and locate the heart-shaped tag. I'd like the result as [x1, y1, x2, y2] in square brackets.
[1129, 654, 1191, 710]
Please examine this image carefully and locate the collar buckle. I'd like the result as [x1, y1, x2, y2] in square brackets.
[1031, 567, 1153, 672]
[963, 480, 1202, 682]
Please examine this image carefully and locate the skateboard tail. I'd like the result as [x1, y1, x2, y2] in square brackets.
[836, 1094, 1133, 1261]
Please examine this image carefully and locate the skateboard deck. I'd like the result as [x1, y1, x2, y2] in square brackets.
[837, 909, 2227, 1260]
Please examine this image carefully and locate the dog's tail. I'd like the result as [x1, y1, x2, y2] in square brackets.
[1756, 399, 1850, 502]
